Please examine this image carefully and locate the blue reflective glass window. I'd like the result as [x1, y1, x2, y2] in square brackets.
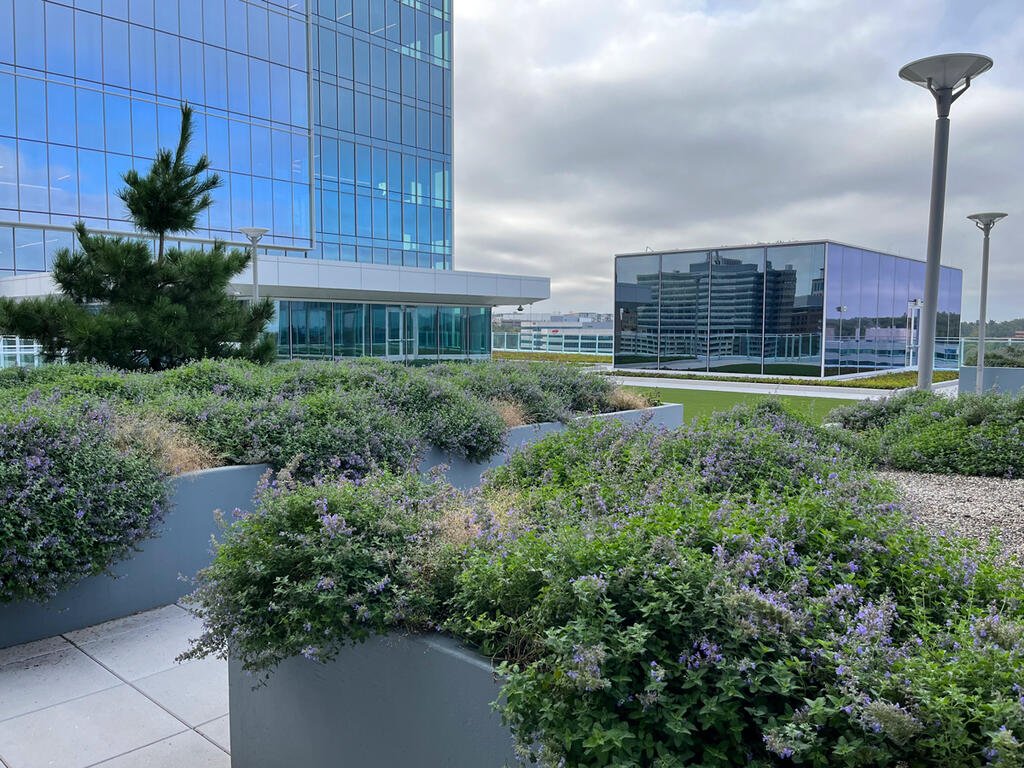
[416, 108, 429, 149]
[129, 0, 153, 27]
[354, 92, 369, 134]
[0, 138, 18, 209]
[0, 73, 11, 137]
[338, 84, 354, 131]
[130, 25, 156, 94]
[290, 69, 307, 127]
[249, 59, 270, 118]
[230, 173, 252, 229]
[386, 50, 400, 92]
[206, 115, 229, 171]
[270, 64, 290, 123]
[402, 202, 415, 241]
[14, 0, 43, 70]
[270, 10, 290, 65]
[416, 59, 429, 101]
[370, 45, 385, 88]
[321, 137, 338, 181]
[416, 158, 429, 202]
[430, 64, 443, 107]
[105, 153, 132, 220]
[247, 4, 270, 59]
[387, 151, 401, 198]
[294, 182, 310, 239]
[291, 133, 307, 182]
[416, 205, 429, 245]
[352, 0, 368, 30]
[102, 18, 130, 88]
[337, 36, 353, 79]
[370, 147, 386, 192]
[370, 0, 384, 34]
[45, 3, 75, 76]
[203, 0, 226, 48]
[355, 144, 370, 187]
[339, 140, 354, 182]
[253, 176, 273, 228]
[46, 84, 76, 146]
[0, 226, 13, 270]
[320, 84, 338, 129]
[400, 4, 414, 47]
[340, 192, 355, 235]
[155, 0, 178, 33]
[251, 125, 272, 177]
[371, 95, 386, 139]
[318, 0, 336, 18]
[75, 10, 103, 80]
[205, 46, 228, 110]
[0, 0, 13, 66]
[401, 104, 415, 146]
[289, 17, 306, 70]
[401, 56, 415, 98]
[181, 40, 205, 103]
[228, 120, 250, 173]
[17, 140, 48, 212]
[430, 14, 443, 60]
[131, 100, 157, 157]
[227, 52, 250, 114]
[318, 27, 336, 75]
[356, 195, 371, 237]
[430, 113, 443, 153]
[225, 1, 246, 52]
[209, 181, 231, 232]
[77, 149, 107, 217]
[387, 200, 401, 240]
[372, 196, 386, 238]
[401, 154, 415, 202]
[417, 252, 430, 269]
[187, 109, 206, 156]
[155, 33, 181, 99]
[179, 0, 202, 40]
[103, 94, 131, 152]
[431, 208, 442, 245]
[322, 189, 339, 233]
[14, 227, 44, 271]
[353, 40, 369, 83]
[15, 76, 44, 140]
[157, 104, 180, 150]
[271, 129, 291, 179]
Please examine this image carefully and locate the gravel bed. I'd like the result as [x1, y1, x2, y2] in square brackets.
[877, 469, 1024, 560]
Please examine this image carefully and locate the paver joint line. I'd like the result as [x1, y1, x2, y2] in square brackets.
[60, 625, 231, 758]
[78, 728, 192, 768]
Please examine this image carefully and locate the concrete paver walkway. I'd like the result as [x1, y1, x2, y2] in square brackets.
[0, 605, 228, 768]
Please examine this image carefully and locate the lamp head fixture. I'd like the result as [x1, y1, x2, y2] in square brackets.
[967, 212, 1008, 234]
[237, 227, 269, 244]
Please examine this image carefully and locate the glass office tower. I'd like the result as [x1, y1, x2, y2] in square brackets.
[615, 241, 962, 377]
[0, 0, 513, 363]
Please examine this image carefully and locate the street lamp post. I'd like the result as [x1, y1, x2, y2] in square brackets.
[899, 53, 993, 390]
[237, 227, 269, 303]
[967, 212, 1008, 393]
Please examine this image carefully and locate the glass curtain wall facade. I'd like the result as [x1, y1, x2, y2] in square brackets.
[276, 301, 489, 361]
[0, 0, 453, 277]
[615, 242, 962, 377]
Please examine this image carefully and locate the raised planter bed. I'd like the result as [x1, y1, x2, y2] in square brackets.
[421, 403, 686, 489]
[229, 634, 516, 768]
[1, 405, 683, 649]
[0, 464, 269, 648]
[959, 365, 1024, 395]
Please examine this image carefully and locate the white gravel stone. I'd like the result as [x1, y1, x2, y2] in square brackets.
[877, 469, 1024, 560]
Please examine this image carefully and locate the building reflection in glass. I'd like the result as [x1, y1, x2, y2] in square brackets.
[615, 241, 961, 377]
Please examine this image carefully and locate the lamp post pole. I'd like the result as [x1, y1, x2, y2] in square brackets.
[967, 213, 1008, 393]
[237, 227, 269, 304]
[899, 53, 993, 390]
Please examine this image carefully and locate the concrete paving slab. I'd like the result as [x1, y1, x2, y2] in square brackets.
[0, 638, 119, 722]
[0, 685, 184, 768]
[87, 730, 229, 768]
[67, 605, 204, 681]
[196, 715, 230, 753]
[133, 658, 228, 728]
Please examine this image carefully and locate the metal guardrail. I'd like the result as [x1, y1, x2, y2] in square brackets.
[492, 331, 614, 356]
[959, 337, 1024, 367]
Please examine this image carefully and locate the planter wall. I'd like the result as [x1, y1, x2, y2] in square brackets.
[421, 403, 686, 490]
[0, 464, 269, 649]
[229, 634, 517, 768]
[959, 366, 1024, 395]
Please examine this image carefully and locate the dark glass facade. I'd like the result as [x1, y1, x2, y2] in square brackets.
[615, 242, 962, 377]
[276, 300, 490, 360]
[0, 0, 452, 278]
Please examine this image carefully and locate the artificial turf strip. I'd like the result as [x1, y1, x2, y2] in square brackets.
[625, 386, 851, 425]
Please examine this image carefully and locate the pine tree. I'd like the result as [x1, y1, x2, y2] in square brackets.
[0, 106, 275, 371]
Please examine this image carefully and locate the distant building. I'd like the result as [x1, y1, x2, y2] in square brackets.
[615, 241, 962, 376]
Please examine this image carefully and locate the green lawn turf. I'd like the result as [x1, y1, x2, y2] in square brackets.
[626, 386, 852, 425]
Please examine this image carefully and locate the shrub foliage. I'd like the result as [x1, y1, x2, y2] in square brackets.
[182, 402, 1024, 767]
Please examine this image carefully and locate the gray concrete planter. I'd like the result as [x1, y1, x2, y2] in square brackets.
[0, 464, 269, 649]
[959, 366, 1024, 395]
[421, 403, 686, 490]
[229, 634, 517, 768]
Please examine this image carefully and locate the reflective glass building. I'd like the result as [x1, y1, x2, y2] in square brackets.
[615, 241, 962, 376]
[0, 0, 548, 363]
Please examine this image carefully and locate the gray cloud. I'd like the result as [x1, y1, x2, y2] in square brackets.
[453, 0, 1024, 320]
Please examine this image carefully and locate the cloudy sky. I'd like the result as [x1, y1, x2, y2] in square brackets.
[451, 0, 1024, 320]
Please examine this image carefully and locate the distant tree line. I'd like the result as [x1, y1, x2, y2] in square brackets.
[960, 318, 1024, 338]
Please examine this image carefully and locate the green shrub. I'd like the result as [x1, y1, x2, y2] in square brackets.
[0, 397, 169, 603]
[182, 406, 1024, 766]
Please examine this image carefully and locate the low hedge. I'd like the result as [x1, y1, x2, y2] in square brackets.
[0, 399, 169, 603]
[827, 391, 1024, 477]
[964, 345, 1024, 368]
[181, 402, 1024, 767]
